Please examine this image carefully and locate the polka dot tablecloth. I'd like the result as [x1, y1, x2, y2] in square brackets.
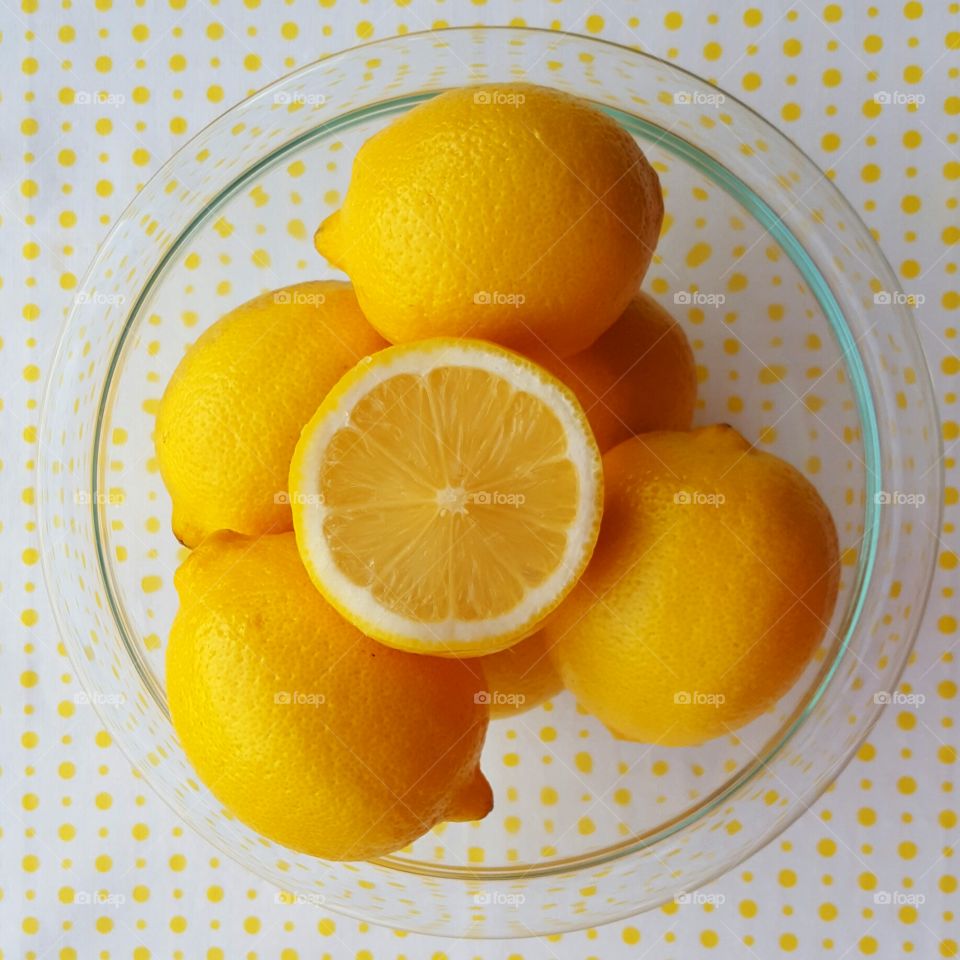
[2, 1, 958, 957]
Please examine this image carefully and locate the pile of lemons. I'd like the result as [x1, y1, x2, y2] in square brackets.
[156, 84, 839, 861]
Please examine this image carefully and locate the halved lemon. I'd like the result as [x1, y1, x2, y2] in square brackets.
[289, 338, 603, 656]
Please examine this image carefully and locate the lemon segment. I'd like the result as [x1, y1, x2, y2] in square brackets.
[290, 338, 603, 655]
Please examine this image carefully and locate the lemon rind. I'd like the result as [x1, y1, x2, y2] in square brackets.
[289, 337, 603, 655]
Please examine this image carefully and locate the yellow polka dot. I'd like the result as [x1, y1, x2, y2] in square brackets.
[585, 14, 605, 33]
[356, 20, 374, 39]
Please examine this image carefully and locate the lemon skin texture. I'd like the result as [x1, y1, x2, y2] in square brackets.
[316, 83, 663, 358]
[476, 631, 564, 719]
[156, 281, 388, 547]
[166, 531, 493, 861]
[547, 426, 840, 746]
[529, 291, 697, 451]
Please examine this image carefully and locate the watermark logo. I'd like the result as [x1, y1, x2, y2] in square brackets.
[75, 891, 126, 907]
[874, 890, 925, 906]
[274, 891, 327, 906]
[472, 891, 526, 906]
[473, 90, 526, 107]
[674, 290, 726, 307]
[75, 291, 126, 307]
[74, 91, 125, 108]
[674, 90, 726, 107]
[73, 490, 125, 506]
[474, 291, 526, 308]
[873, 90, 925, 106]
[674, 490, 725, 507]
[468, 490, 526, 508]
[874, 290, 925, 307]
[274, 289, 326, 306]
[874, 490, 925, 508]
[474, 690, 527, 709]
[274, 491, 324, 506]
[274, 691, 326, 707]
[874, 691, 925, 707]
[74, 691, 126, 707]
[273, 91, 327, 106]
[674, 690, 726, 707]
[676, 890, 726, 906]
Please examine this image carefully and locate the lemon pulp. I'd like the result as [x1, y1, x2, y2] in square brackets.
[291, 339, 603, 654]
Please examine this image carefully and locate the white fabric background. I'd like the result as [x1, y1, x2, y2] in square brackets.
[1, 2, 957, 957]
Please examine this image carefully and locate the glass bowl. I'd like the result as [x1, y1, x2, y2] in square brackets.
[39, 27, 942, 939]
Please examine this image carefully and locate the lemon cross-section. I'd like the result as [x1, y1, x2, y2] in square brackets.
[289, 338, 604, 655]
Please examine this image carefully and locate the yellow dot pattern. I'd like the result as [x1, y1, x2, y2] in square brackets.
[3, 2, 959, 956]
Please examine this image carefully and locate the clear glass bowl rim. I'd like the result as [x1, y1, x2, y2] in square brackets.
[39, 24, 944, 894]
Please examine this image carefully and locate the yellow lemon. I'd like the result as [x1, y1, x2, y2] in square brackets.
[547, 426, 839, 746]
[166, 531, 492, 861]
[529, 291, 697, 451]
[316, 83, 663, 358]
[156, 281, 388, 546]
[476, 631, 564, 719]
[289, 338, 603, 656]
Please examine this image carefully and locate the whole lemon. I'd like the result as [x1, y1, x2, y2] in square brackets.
[316, 83, 663, 358]
[529, 291, 697, 451]
[476, 631, 564, 719]
[547, 426, 839, 746]
[155, 281, 388, 547]
[166, 531, 493, 861]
